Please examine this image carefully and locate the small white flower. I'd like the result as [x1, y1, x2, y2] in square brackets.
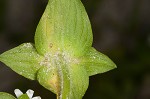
[14, 89, 41, 99]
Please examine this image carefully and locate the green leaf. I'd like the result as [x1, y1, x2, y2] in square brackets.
[67, 64, 88, 99]
[0, 43, 44, 80]
[35, 0, 93, 56]
[37, 66, 59, 94]
[81, 47, 117, 76]
[0, 92, 16, 99]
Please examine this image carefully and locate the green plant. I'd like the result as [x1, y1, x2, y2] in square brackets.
[0, 0, 116, 99]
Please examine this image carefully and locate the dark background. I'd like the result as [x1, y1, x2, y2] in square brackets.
[0, 0, 150, 99]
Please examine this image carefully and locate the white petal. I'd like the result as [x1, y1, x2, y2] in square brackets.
[32, 96, 41, 99]
[14, 89, 23, 98]
[26, 89, 34, 98]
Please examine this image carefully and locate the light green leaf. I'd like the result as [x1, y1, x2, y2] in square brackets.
[81, 47, 117, 76]
[37, 66, 59, 94]
[0, 92, 16, 99]
[0, 43, 44, 80]
[67, 64, 89, 99]
[35, 0, 93, 56]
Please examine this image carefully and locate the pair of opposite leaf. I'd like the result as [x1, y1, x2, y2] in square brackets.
[0, 0, 116, 99]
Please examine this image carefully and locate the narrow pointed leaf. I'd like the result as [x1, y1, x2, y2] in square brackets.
[81, 48, 116, 76]
[0, 92, 16, 99]
[0, 43, 44, 80]
[35, 0, 93, 56]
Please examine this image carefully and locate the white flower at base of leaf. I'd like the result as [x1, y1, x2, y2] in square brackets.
[14, 89, 41, 99]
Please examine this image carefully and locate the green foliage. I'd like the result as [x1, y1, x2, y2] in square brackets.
[0, 43, 43, 80]
[35, 0, 93, 56]
[0, 92, 16, 99]
[0, 0, 116, 99]
[81, 47, 116, 76]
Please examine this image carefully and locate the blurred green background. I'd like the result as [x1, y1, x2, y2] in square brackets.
[0, 0, 150, 99]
